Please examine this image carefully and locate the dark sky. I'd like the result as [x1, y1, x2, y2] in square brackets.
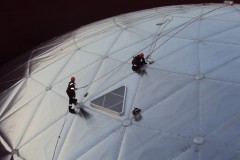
[0, 0, 222, 67]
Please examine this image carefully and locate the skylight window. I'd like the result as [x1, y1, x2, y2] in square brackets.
[90, 86, 126, 115]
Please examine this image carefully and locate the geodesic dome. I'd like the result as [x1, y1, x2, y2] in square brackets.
[1, 3, 240, 160]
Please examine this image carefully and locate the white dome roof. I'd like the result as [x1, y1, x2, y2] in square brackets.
[1, 3, 240, 160]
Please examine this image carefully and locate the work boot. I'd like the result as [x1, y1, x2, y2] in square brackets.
[74, 108, 80, 114]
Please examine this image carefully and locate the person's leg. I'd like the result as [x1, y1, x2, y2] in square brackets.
[132, 65, 141, 71]
[68, 104, 75, 113]
[139, 61, 145, 66]
[72, 92, 77, 105]
[67, 91, 76, 113]
[69, 97, 76, 114]
[132, 65, 137, 71]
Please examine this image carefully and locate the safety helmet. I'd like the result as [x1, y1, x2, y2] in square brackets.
[139, 53, 144, 58]
[71, 77, 75, 81]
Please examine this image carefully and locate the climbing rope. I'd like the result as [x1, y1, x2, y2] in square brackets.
[147, 4, 228, 58]
[52, 110, 69, 160]
[51, 4, 229, 160]
[75, 4, 228, 92]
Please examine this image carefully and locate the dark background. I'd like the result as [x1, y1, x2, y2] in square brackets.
[0, 0, 222, 67]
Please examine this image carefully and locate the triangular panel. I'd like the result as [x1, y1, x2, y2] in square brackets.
[31, 54, 73, 86]
[0, 94, 45, 148]
[137, 81, 199, 137]
[84, 73, 140, 120]
[0, 78, 45, 120]
[203, 7, 240, 22]
[149, 37, 194, 61]
[133, 69, 194, 112]
[206, 57, 240, 84]
[78, 127, 125, 160]
[118, 125, 193, 160]
[201, 143, 240, 160]
[109, 29, 150, 54]
[109, 36, 154, 62]
[86, 58, 132, 100]
[199, 42, 240, 74]
[17, 91, 68, 148]
[30, 38, 77, 75]
[200, 79, 240, 135]
[152, 43, 199, 75]
[52, 61, 102, 100]
[81, 31, 123, 56]
[58, 108, 121, 160]
[19, 119, 65, 160]
[53, 50, 101, 83]
[128, 17, 165, 35]
[0, 80, 25, 118]
[200, 19, 240, 40]
[206, 120, 240, 150]
[203, 25, 240, 45]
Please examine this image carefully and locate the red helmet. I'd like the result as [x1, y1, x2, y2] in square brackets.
[139, 53, 144, 58]
[71, 77, 75, 81]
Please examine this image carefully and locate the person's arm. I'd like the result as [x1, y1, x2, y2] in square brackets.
[73, 83, 78, 90]
[142, 58, 147, 64]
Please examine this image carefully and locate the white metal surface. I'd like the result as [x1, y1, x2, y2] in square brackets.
[1, 3, 240, 160]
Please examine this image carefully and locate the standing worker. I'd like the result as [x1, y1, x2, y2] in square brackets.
[132, 53, 147, 71]
[66, 77, 78, 114]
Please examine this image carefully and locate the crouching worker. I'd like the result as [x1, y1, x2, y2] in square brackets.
[132, 53, 147, 72]
[66, 77, 78, 114]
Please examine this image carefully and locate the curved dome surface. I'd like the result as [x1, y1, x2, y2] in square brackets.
[1, 3, 240, 160]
